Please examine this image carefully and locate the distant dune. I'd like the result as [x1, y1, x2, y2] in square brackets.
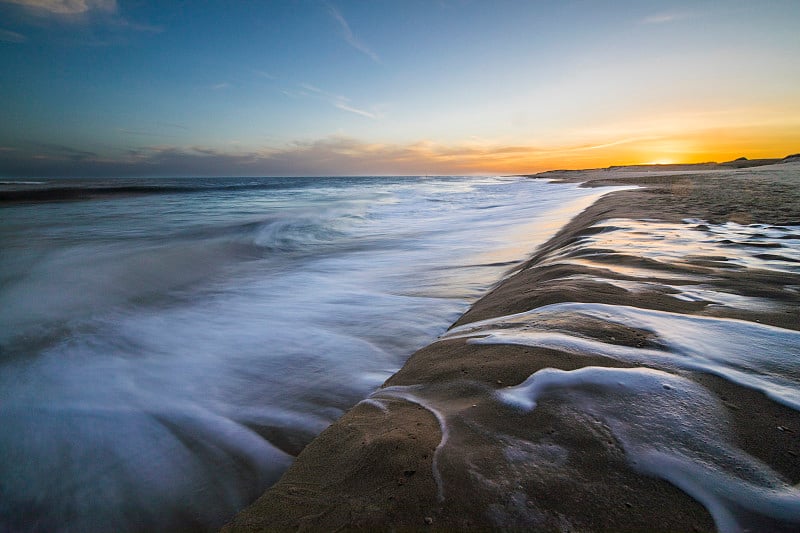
[531, 153, 800, 179]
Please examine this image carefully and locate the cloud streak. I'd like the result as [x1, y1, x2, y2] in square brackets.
[249, 68, 276, 80]
[327, 3, 380, 63]
[1, 0, 116, 15]
[641, 11, 692, 24]
[3, 118, 797, 178]
[0, 28, 26, 42]
[334, 102, 378, 119]
[28, 142, 99, 161]
[0, 135, 644, 177]
[1, 0, 162, 38]
[294, 82, 380, 119]
[1, 136, 536, 177]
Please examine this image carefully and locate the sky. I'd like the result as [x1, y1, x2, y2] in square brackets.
[0, 0, 799, 177]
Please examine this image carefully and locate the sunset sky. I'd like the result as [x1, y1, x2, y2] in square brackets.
[1, 0, 799, 177]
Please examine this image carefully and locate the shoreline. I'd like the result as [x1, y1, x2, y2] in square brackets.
[225, 160, 800, 531]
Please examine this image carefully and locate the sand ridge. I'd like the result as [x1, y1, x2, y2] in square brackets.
[225, 160, 800, 531]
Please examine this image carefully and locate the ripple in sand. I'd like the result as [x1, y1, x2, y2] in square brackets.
[541, 218, 800, 277]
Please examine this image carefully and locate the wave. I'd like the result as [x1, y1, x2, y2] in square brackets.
[0, 181, 289, 204]
[0, 175, 616, 531]
[0, 176, 445, 204]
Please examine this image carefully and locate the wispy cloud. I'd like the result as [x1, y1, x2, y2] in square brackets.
[334, 102, 378, 119]
[0, 0, 162, 39]
[117, 127, 181, 139]
[7, 103, 796, 179]
[156, 121, 189, 131]
[110, 16, 163, 34]
[641, 11, 692, 24]
[0, 0, 117, 15]
[0, 136, 599, 177]
[2, 127, 795, 178]
[211, 82, 232, 90]
[249, 68, 276, 80]
[294, 82, 381, 119]
[0, 28, 27, 42]
[326, 3, 380, 64]
[30, 142, 98, 160]
[0, 137, 498, 177]
[570, 135, 664, 151]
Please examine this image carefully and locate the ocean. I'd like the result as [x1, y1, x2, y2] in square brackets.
[0, 175, 615, 531]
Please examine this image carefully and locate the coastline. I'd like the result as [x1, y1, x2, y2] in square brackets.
[225, 160, 800, 531]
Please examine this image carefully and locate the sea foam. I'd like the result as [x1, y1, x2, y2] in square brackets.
[0, 175, 615, 531]
[498, 366, 800, 532]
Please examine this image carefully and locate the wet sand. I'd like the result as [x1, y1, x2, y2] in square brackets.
[225, 159, 800, 531]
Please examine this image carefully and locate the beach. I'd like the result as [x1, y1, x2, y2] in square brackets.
[226, 160, 800, 531]
[3, 1, 799, 531]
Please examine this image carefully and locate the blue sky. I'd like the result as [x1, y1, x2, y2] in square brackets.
[1, 0, 799, 176]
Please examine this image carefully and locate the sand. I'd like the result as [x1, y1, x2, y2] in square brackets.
[224, 159, 800, 531]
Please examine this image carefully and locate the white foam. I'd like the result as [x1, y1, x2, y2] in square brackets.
[497, 366, 800, 532]
[357, 397, 390, 414]
[558, 274, 785, 312]
[540, 217, 800, 277]
[447, 302, 800, 410]
[1, 176, 629, 529]
[434, 212, 800, 528]
[670, 284, 784, 311]
[370, 386, 450, 502]
[0, 403, 294, 531]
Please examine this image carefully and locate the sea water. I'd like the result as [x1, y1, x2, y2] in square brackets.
[0, 175, 612, 531]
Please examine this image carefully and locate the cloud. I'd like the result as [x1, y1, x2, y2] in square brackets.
[1, 0, 161, 39]
[110, 17, 163, 33]
[156, 121, 189, 130]
[117, 127, 182, 139]
[641, 11, 691, 24]
[33, 142, 98, 160]
[292, 82, 381, 119]
[297, 83, 329, 96]
[326, 3, 380, 63]
[6, 118, 795, 179]
[333, 102, 378, 119]
[211, 82, 232, 90]
[570, 136, 664, 151]
[0, 136, 563, 177]
[0, 28, 26, 42]
[1, 0, 116, 15]
[249, 68, 276, 80]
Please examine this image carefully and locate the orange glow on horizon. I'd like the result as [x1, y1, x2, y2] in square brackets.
[432, 121, 800, 174]
[420, 106, 799, 174]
